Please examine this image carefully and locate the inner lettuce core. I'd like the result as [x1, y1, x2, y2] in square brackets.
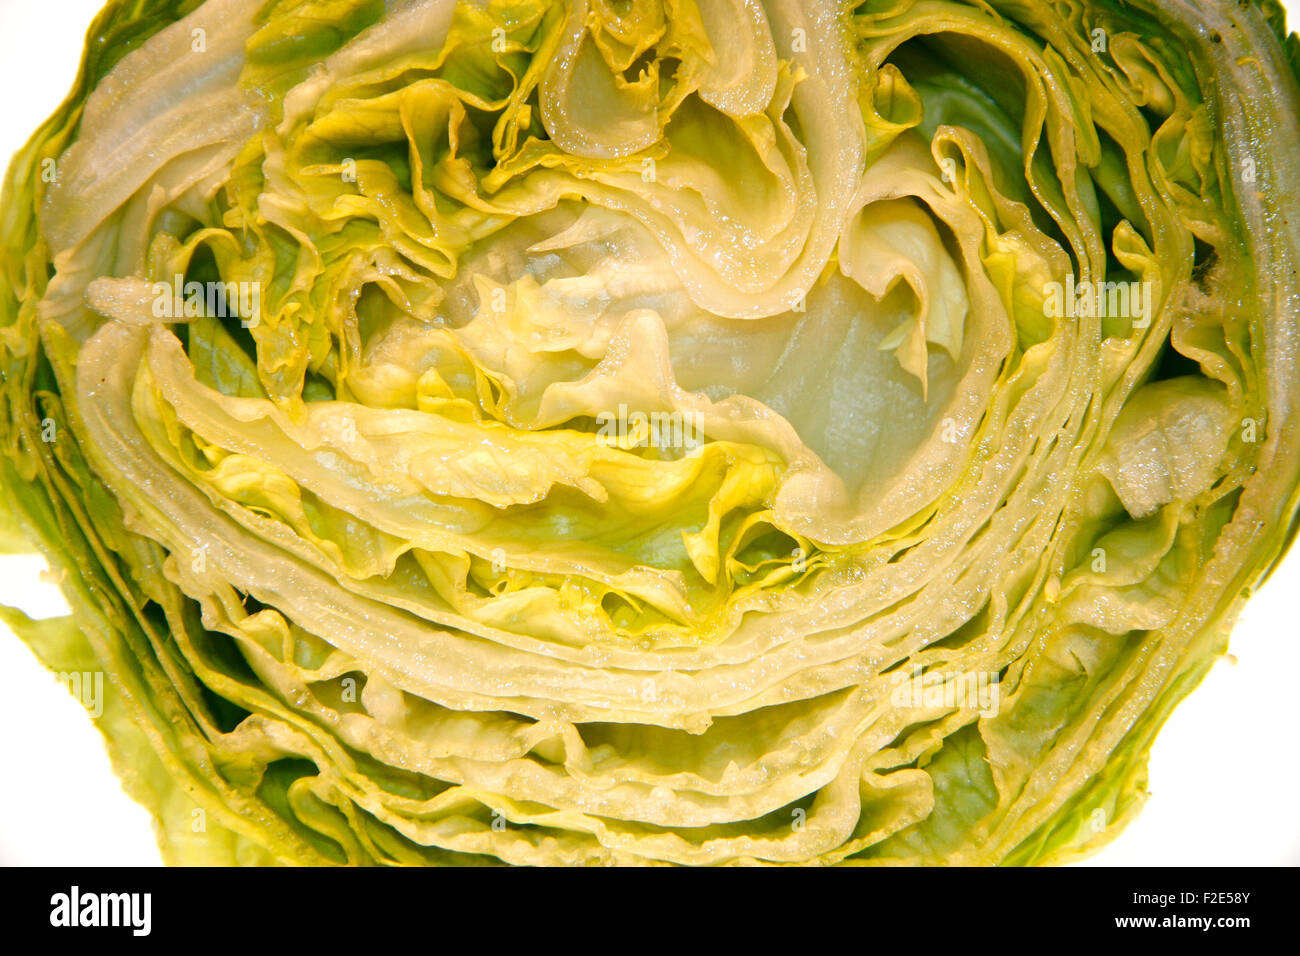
[1, 0, 1298, 865]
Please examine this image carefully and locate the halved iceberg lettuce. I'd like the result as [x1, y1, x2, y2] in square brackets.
[1, 0, 1298, 865]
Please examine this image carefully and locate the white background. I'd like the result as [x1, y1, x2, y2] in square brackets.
[0, 0, 1297, 867]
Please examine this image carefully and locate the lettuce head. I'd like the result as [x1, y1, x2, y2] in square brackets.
[2, 0, 1299, 865]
